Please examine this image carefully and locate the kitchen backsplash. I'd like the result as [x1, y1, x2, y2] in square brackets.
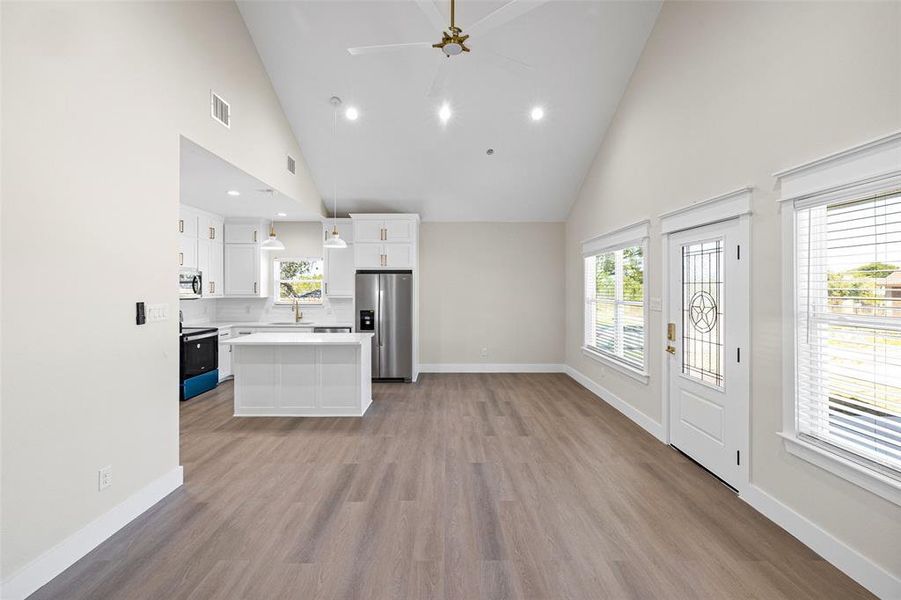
[180, 296, 353, 325]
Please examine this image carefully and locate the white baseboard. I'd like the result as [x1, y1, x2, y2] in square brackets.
[0, 466, 184, 600]
[741, 485, 901, 599]
[419, 363, 565, 373]
[564, 365, 666, 441]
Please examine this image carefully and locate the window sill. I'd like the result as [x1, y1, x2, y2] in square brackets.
[273, 302, 323, 307]
[581, 346, 649, 384]
[778, 432, 901, 507]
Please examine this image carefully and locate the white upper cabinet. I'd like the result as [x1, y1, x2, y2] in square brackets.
[323, 219, 355, 297]
[209, 241, 223, 297]
[353, 220, 383, 243]
[223, 220, 268, 298]
[179, 206, 199, 239]
[351, 217, 414, 243]
[197, 239, 223, 297]
[179, 235, 197, 269]
[224, 223, 260, 244]
[202, 215, 224, 242]
[384, 243, 413, 268]
[383, 219, 413, 242]
[350, 214, 419, 271]
[354, 242, 384, 270]
[224, 243, 261, 296]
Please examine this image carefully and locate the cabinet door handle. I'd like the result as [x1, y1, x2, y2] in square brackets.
[253, 281, 257, 294]
[253, 230, 258, 243]
[324, 282, 328, 295]
[179, 219, 184, 233]
[179, 252, 183, 266]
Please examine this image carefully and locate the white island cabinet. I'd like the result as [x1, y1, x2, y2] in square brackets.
[225, 333, 373, 417]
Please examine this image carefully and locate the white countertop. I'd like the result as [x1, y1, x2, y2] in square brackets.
[192, 321, 354, 330]
[225, 332, 373, 346]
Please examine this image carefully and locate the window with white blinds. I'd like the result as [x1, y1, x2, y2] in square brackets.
[796, 190, 901, 479]
[583, 244, 646, 372]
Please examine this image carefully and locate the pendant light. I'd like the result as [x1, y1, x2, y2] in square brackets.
[261, 189, 286, 251]
[323, 96, 347, 249]
[261, 223, 285, 251]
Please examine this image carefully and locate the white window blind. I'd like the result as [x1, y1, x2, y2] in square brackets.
[584, 243, 646, 371]
[796, 190, 901, 479]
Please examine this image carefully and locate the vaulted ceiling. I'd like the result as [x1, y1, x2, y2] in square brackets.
[238, 1, 661, 221]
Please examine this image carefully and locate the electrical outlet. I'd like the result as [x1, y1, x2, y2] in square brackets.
[147, 303, 169, 322]
[480, 347, 488, 358]
[98, 466, 112, 491]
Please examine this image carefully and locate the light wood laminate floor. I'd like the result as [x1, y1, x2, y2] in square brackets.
[32, 374, 872, 599]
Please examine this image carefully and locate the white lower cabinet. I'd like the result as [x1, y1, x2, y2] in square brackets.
[218, 330, 232, 381]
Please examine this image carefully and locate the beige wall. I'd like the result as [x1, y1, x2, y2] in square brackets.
[270, 221, 324, 262]
[420, 222, 564, 366]
[565, 1, 901, 577]
[1, 1, 320, 578]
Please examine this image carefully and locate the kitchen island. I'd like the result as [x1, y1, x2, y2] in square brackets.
[225, 332, 373, 417]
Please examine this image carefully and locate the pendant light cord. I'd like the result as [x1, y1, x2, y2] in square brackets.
[332, 104, 338, 230]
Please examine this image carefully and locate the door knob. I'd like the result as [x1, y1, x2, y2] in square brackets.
[666, 345, 676, 355]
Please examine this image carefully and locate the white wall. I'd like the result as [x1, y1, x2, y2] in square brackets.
[1, 0, 321, 582]
[420, 222, 565, 367]
[565, 0, 900, 579]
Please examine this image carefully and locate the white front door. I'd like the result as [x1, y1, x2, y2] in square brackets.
[667, 218, 749, 490]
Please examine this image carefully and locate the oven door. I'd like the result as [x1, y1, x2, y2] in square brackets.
[181, 331, 218, 380]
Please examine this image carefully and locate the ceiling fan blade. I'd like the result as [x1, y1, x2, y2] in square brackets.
[347, 42, 433, 56]
[467, 0, 550, 36]
[426, 59, 450, 97]
[481, 48, 534, 75]
[414, 0, 449, 33]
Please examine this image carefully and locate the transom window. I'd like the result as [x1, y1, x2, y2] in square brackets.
[583, 238, 647, 374]
[276, 257, 323, 304]
[795, 190, 901, 479]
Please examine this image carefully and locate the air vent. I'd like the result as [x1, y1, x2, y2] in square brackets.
[210, 91, 230, 128]
[286, 155, 296, 175]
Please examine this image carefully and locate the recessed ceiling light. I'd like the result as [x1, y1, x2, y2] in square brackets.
[276, 212, 287, 217]
[486, 148, 495, 155]
[226, 190, 241, 196]
[438, 102, 452, 124]
[345, 107, 359, 121]
[530, 106, 544, 121]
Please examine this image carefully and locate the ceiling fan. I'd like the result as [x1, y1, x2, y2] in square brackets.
[347, 0, 547, 95]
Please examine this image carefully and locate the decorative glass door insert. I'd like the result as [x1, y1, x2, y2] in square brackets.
[682, 239, 725, 387]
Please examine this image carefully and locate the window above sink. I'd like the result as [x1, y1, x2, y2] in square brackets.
[275, 257, 323, 305]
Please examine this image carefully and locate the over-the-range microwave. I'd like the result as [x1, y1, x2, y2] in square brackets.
[179, 268, 203, 299]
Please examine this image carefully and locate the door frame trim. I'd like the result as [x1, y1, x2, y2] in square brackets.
[659, 187, 752, 494]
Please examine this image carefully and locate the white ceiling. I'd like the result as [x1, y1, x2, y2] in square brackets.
[180, 137, 322, 220]
[238, 0, 661, 221]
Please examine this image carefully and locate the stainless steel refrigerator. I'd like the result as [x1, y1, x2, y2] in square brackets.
[355, 271, 413, 381]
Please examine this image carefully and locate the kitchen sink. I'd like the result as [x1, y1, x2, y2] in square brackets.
[267, 322, 315, 326]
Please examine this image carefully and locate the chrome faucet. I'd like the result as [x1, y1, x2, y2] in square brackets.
[294, 298, 303, 323]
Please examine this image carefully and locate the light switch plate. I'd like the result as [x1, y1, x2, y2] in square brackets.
[147, 303, 169, 322]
